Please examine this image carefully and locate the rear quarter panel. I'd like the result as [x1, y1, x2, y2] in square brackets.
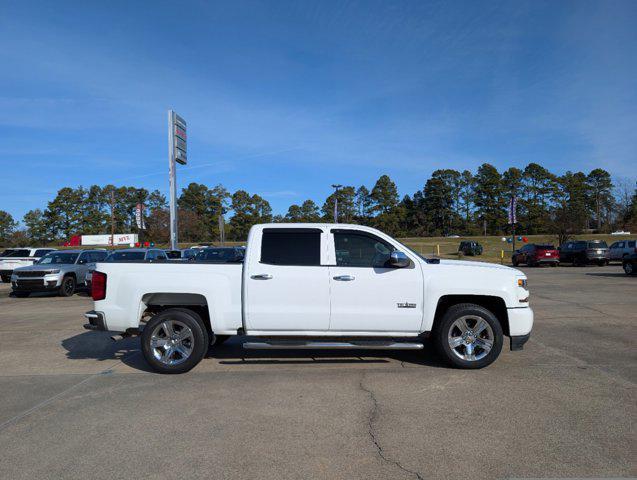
[94, 263, 243, 333]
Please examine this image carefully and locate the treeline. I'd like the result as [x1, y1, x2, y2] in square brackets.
[0, 163, 636, 245]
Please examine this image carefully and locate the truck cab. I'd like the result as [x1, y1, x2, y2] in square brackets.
[85, 224, 533, 373]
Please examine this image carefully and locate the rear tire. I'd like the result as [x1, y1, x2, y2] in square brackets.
[624, 262, 635, 276]
[0, 274, 10, 283]
[512, 258, 519, 267]
[434, 303, 503, 369]
[141, 308, 209, 374]
[59, 276, 76, 297]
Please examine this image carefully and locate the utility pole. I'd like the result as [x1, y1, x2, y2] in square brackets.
[331, 184, 342, 223]
[110, 190, 115, 249]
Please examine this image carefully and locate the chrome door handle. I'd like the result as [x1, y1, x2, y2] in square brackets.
[333, 275, 355, 281]
[251, 274, 273, 280]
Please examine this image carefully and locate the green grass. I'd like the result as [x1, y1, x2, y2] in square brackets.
[398, 233, 621, 264]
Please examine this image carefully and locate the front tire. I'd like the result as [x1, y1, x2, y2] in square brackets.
[434, 303, 503, 369]
[141, 308, 209, 374]
[624, 262, 635, 276]
[59, 276, 76, 297]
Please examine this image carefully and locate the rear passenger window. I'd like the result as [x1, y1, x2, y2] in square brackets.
[628, 241, 636, 248]
[261, 229, 321, 266]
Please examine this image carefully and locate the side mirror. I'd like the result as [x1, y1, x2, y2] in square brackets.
[389, 251, 410, 268]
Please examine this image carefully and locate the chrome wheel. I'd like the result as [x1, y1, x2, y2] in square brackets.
[625, 263, 634, 275]
[150, 320, 194, 366]
[447, 315, 494, 361]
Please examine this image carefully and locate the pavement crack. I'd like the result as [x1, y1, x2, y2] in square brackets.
[359, 373, 424, 480]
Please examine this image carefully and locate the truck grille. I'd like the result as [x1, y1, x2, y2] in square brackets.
[16, 279, 44, 287]
[16, 271, 49, 278]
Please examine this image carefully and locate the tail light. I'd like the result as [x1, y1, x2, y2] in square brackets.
[92, 271, 107, 301]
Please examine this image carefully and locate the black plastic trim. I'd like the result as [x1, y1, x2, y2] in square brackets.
[510, 333, 530, 351]
[84, 310, 107, 331]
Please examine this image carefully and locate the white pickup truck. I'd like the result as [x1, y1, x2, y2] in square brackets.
[0, 247, 57, 282]
[84, 224, 533, 373]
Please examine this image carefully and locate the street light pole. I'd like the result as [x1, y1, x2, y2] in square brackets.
[331, 184, 342, 223]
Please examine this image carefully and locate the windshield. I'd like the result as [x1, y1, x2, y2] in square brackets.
[37, 252, 79, 265]
[393, 239, 429, 261]
[588, 241, 608, 248]
[7, 249, 31, 257]
[107, 251, 146, 261]
[536, 244, 555, 249]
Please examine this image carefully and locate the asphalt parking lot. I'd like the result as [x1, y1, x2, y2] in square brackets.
[0, 265, 634, 479]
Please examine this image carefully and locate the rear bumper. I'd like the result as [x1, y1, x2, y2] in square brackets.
[534, 258, 559, 264]
[84, 310, 107, 331]
[586, 254, 609, 261]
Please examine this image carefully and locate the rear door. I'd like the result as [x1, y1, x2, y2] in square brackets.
[610, 242, 624, 260]
[76, 252, 92, 283]
[244, 228, 330, 332]
[327, 229, 423, 333]
[559, 242, 572, 261]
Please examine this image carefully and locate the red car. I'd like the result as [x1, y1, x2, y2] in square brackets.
[512, 243, 559, 267]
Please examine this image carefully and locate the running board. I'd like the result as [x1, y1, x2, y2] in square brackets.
[242, 341, 424, 350]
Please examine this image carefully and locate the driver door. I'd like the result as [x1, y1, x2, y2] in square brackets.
[328, 229, 423, 334]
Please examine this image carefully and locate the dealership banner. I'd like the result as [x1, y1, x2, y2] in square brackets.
[508, 196, 517, 225]
[135, 203, 146, 230]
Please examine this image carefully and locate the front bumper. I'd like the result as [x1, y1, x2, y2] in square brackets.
[0, 270, 13, 281]
[510, 333, 530, 351]
[11, 277, 60, 292]
[84, 310, 107, 331]
[507, 306, 533, 339]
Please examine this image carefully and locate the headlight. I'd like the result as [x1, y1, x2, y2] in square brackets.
[47, 270, 60, 275]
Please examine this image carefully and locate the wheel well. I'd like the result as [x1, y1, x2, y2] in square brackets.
[433, 295, 509, 336]
[141, 293, 212, 337]
[64, 272, 76, 280]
